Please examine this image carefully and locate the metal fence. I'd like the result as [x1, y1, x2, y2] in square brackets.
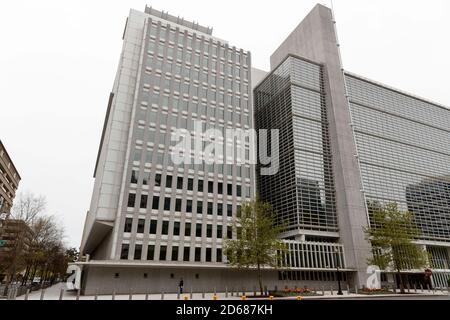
[0, 281, 54, 299]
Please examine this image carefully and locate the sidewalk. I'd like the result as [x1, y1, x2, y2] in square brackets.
[13, 284, 450, 300]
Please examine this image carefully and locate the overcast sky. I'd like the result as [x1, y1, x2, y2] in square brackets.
[1, 0, 449, 248]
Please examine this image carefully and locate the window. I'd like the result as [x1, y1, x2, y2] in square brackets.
[196, 223, 202, 237]
[227, 226, 232, 239]
[149, 220, 157, 234]
[152, 196, 159, 210]
[206, 248, 212, 262]
[207, 202, 213, 215]
[124, 218, 133, 233]
[140, 195, 148, 209]
[186, 200, 193, 213]
[133, 149, 142, 162]
[217, 203, 223, 216]
[183, 247, 190, 261]
[162, 221, 169, 235]
[217, 248, 222, 262]
[195, 247, 201, 262]
[207, 224, 212, 238]
[155, 174, 162, 187]
[237, 185, 242, 197]
[145, 150, 153, 164]
[127, 193, 136, 208]
[217, 225, 223, 238]
[197, 201, 203, 214]
[171, 246, 179, 261]
[120, 244, 129, 260]
[142, 172, 150, 185]
[137, 219, 145, 233]
[227, 204, 233, 217]
[159, 245, 167, 261]
[237, 205, 242, 218]
[177, 176, 183, 189]
[175, 199, 182, 212]
[218, 182, 223, 194]
[131, 170, 138, 184]
[180, 223, 190, 239]
[173, 221, 180, 236]
[237, 227, 242, 239]
[188, 178, 194, 191]
[208, 181, 214, 193]
[227, 184, 233, 196]
[198, 179, 204, 192]
[134, 244, 142, 260]
[166, 175, 173, 188]
[164, 197, 171, 211]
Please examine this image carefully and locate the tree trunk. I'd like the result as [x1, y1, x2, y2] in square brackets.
[257, 263, 264, 296]
[29, 263, 37, 283]
[4, 263, 17, 296]
[22, 264, 31, 286]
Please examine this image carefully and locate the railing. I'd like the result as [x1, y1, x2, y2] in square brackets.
[3, 283, 450, 300]
[0, 281, 54, 299]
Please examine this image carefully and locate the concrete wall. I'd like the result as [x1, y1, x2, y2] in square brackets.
[81, 266, 348, 295]
[81, 9, 148, 255]
[269, 4, 371, 287]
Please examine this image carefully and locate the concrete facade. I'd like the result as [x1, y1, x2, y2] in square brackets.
[79, 6, 258, 294]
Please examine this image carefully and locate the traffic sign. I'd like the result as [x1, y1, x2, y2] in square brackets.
[0, 240, 6, 247]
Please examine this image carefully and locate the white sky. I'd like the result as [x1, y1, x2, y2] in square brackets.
[1, 0, 449, 248]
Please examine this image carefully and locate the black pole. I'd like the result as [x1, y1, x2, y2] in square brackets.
[336, 250, 343, 295]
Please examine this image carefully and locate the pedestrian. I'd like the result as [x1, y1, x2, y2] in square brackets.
[179, 278, 184, 294]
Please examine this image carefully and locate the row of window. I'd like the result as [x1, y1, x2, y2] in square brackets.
[127, 193, 241, 217]
[141, 88, 250, 122]
[278, 270, 348, 282]
[133, 148, 253, 177]
[147, 45, 248, 81]
[124, 218, 235, 239]
[148, 22, 249, 66]
[121, 243, 223, 263]
[131, 172, 246, 195]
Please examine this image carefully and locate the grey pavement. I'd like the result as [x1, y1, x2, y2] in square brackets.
[11, 283, 450, 301]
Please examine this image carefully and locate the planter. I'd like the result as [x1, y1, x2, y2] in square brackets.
[268, 290, 321, 298]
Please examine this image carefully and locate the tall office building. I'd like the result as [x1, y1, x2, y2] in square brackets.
[78, 4, 450, 294]
[255, 4, 450, 288]
[79, 6, 256, 294]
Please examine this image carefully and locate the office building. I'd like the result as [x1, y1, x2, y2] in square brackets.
[77, 4, 450, 293]
[255, 4, 450, 288]
[78, 6, 256, 294]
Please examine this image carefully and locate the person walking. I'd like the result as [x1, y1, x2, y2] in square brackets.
[179, 278, 184, 294]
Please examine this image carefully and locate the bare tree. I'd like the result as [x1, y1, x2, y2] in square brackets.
[10, 192, 47, 223]
[27, 215, 66, 286]
[1, 193, 46, 294]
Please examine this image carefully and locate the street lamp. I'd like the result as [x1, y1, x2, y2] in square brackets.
[334, 248, 343, 295]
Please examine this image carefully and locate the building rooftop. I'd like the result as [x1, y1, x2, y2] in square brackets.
[144, 5, 213, 36]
